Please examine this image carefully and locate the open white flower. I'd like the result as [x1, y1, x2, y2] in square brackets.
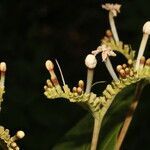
[92, 44, 118, 82]
[102, 3, 121, 17]
[102, 3, 121, 43]
[96, 44, 116, 62]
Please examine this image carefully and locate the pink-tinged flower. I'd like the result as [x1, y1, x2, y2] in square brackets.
[92, 44, 116, 61]
[102, 3, 121, 17]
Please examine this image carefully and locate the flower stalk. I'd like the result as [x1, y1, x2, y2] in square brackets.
[85, 54, 101, 150]
[105, 57, 119, 82]
[86, 69, 95, 93]
[102, 3, 121, 43]
[0, 62, 6, 110]
[109, 11, 119, 42]
[85, 54, 97, 93]
[135, 21, 150, 70]
[94, 44, 119, 82]
[0, 62, 6, 88]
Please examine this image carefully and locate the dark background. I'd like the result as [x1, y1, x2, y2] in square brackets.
[0, 0, 149, 149]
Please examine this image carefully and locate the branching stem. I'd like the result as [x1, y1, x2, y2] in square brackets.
[85, 69, 102, 150]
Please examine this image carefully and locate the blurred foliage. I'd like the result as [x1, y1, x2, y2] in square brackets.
[0, 0, 149, 149]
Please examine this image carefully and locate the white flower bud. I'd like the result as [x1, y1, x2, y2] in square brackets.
[10, 142, 17, 148]
[15, 147, 19, 150]
[143, 21, 150, 34]
[16, 131, 25, 139]
[0, 62, 6, 72]
[45, 60, 54, 71]
[85, 54, 97, 69]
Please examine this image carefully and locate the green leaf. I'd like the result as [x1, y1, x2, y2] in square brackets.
[98, 124, 121, 150]
[52, 114, 93, 150]
[52, 83, 140, 150]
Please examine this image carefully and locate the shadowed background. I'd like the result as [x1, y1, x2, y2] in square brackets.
[0, 0, 149, 149]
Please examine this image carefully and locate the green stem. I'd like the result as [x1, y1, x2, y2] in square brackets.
[90, 118, 102, 150]
[85, 68, 101, 150]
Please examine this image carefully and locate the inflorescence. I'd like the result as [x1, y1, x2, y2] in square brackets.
[44, 3, 150, 150]
[0, 62, 25, 150]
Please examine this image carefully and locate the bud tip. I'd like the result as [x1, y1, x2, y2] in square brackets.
[45, 60, 54, 71]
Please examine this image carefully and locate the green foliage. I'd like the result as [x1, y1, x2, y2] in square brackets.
[0, 0, 149, 149]
[52, 83, 137, 150]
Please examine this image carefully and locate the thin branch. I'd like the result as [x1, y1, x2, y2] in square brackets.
[116, 82, 144, 150]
